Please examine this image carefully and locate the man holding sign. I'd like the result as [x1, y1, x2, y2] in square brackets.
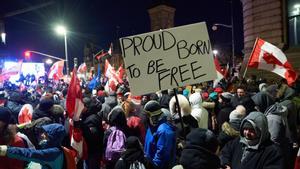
[120, 22, 217, 96]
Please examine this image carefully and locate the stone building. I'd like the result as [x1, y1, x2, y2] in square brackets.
[241, 0, 300, 78]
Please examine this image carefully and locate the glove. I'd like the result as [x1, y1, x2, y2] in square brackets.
[0, 145, 7, 156]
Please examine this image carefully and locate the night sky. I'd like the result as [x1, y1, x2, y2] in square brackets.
[2, 0, 244, 65]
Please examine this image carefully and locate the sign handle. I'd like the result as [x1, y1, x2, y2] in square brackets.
[173, 88, 185, 139]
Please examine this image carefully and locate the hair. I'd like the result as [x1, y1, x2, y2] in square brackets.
[236, 84, 247, 92]
[0, 124, 17, 145]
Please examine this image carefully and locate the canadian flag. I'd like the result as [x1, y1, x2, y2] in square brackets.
[104, 60, 124, 92]
[66, 68, 84, 119]
[213, 58, 228, 87]
[48, 60, 64, 81]
[77, 62, 87, 74]
[248, 38, 298, 85]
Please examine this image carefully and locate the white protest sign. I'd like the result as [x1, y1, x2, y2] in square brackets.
[120, 22, 217, 96]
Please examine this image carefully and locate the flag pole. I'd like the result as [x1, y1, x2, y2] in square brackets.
[242, 38, 259, 79]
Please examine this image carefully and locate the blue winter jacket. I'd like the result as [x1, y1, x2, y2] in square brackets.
[7, 123, 66, 169]
[144, 119, 176, 169]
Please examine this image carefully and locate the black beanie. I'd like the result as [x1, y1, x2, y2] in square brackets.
[39, 99, 54, 111]
[144, 100, 162, 116]
[186, 128, 219, 153]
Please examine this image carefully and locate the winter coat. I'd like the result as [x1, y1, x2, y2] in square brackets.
[82, 113, 104, 155]
[251, 92, 275, 113]
[178, 145, 220, 169]
[6, 123, 66, 169]
[220, 112, 284, 169]
[189, 93, 209, 129]
[217, 103, 234, 130]
[144, 119, 176, 169]
[218, 122, 240, 149]
[115, 136, 151, 169]
[0, 134, 26, 169]
[98, 94, 118, 122]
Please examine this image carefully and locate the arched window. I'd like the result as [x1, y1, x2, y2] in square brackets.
[288, 0, 300, 46]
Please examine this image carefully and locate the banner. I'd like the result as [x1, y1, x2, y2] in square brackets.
[120, 22, 217, 95]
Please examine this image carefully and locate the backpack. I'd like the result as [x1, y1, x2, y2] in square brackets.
[105, 126, 126, 162]
[264, 103, 291, 145]
[129, 161, 146, 169]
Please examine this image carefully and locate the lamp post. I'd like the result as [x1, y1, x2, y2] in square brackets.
[55, 25, 69, 75]
[212, 23, 235, 69]
[212, 0, 235, 69]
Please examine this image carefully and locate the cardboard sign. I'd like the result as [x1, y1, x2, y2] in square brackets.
[120, 22, 217, 95]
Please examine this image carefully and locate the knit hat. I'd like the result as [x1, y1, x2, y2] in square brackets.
[229, 105, 246, 122]
[144, 100, 162, 116]
[186, 128, 219, 153]
[209, 92, 218, 101]
[0, 107, 12, 124]
[220, 92, 233, 103]
[201, 92, 209, 100]
[214, 87, 223, 94]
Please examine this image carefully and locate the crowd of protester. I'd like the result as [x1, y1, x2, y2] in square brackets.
[0, 74, 300, 169]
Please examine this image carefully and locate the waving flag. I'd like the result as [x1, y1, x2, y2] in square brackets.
[213, 58, 227, 87]
[66, 68, 84, 119]
[48, 60, 64, 81]
[77, 62, 87, 74]
[247, 38, 297, 85]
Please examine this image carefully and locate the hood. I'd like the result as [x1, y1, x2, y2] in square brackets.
[180, 146, 220, 169]
[108, 106, 127, 128]
[169, 94, 191, 116]
[121, 136, 144, 163]
[266, 84, 278, 99]
[251, 92, 275, 112]
[189, 93, 203, 108]
[265, 103, 288, 117]
[282, 86, 295, 100]
[105, 95, 118, 109]
[41, 123, 66, 148]
[240, 111, 269, 149]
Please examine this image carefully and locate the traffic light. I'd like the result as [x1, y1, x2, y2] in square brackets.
[24, 51, 31, 59]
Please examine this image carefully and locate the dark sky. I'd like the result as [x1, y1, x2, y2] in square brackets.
[2, 0, 244, 64]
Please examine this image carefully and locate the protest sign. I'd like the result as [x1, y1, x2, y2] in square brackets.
[120, 22, 217, 95]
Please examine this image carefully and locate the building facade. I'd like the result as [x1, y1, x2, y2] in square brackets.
[241, 0, 300, 78]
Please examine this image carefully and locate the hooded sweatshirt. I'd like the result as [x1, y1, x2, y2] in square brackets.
[189, 93, 208, 129]
[251, 92, 275, 113]
[6, 123, 66, 169]
[220, 112, 284, 169]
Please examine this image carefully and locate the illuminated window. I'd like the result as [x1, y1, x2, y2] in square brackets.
[288, 0, 300, 47]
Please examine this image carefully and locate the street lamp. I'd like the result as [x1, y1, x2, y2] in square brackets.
[213, 49, 218, 56]
[45, 59, 53, 65]
[212, 23, 235, 69]
[212, 0, 235, 69]
[55, 25, 69, 75]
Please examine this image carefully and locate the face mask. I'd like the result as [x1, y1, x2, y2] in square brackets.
[149, 114, 161, 126]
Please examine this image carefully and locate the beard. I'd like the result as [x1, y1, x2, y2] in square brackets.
[0, 125, 16, 145]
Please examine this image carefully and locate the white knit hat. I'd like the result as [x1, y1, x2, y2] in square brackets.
[229, 105, 246, 122]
